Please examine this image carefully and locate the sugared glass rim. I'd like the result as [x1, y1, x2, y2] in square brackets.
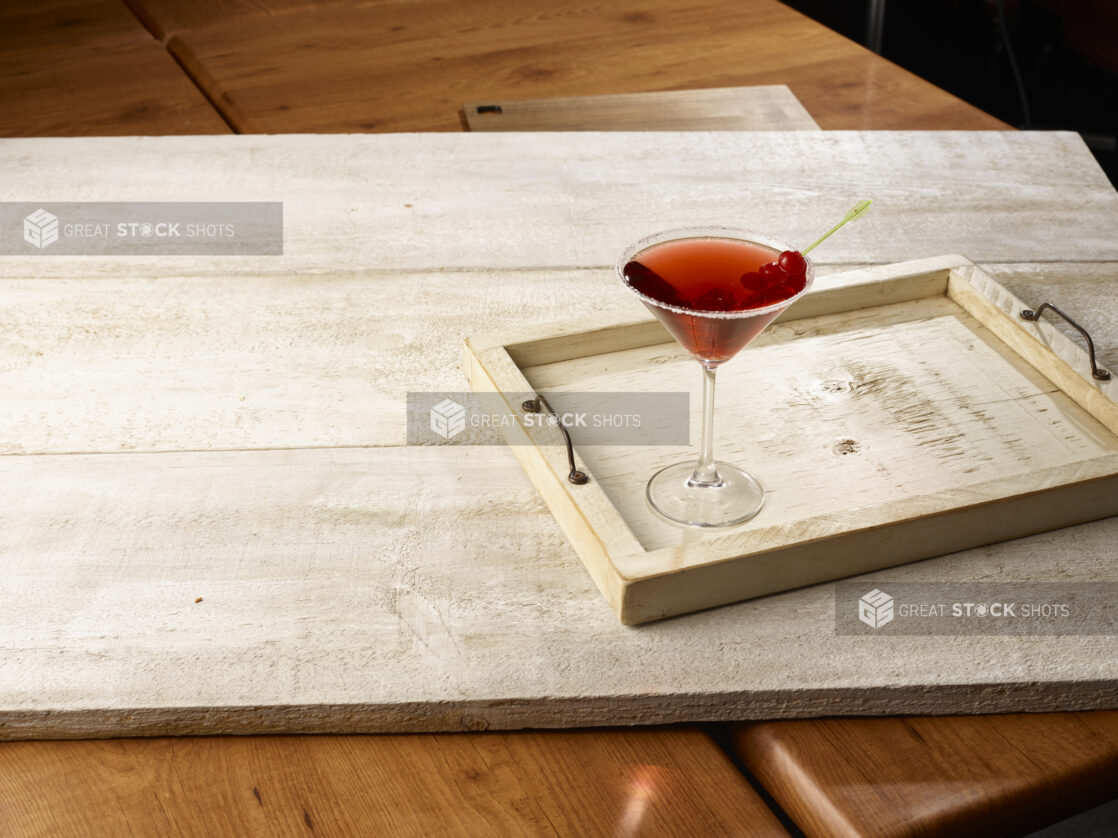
[616, 225, 815, 319]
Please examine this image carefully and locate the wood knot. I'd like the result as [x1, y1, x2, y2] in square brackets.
[832, 438, 861, 455]
[459, 714, 489, 731]
[820, 380, 855, 395]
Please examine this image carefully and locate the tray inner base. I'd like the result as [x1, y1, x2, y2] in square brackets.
[523, 295, 1118, 552]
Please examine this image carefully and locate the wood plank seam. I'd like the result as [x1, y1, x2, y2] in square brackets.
[163, 35, 242, 133]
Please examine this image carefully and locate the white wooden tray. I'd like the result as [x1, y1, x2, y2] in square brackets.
[465, 255, 1118, 624]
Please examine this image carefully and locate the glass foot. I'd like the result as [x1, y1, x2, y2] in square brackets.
[646, 460, 764, 527]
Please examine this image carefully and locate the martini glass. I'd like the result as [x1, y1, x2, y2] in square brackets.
[617, 226, 815, 527]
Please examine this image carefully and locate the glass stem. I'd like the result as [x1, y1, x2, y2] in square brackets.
[690, 363, 722, 486]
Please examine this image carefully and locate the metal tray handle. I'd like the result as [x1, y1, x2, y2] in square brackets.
[522, 395, 588, 484]
[1020, 302, 1111, 381]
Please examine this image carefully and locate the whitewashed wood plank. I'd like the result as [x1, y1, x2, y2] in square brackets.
[1, 262, 1115, 456]
[0, 128, 1114, 732]
[0, 269, 645, 454]
[0, 132, 1114, 278]
[1, 445, 1116, 738]
[463, 85, 821, 132]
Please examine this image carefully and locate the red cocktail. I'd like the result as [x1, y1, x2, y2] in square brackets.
[623, 236, 808, 364]
[618, 227, 814, 527]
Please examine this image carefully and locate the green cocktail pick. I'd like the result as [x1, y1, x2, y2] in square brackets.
[801, 200, 872, 255]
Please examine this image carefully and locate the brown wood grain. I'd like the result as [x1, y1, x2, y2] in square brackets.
[122, 0, 342, 41]
[0, 728, 789, 837]
[731, 712, 1118, 838]
[161, 0, 1009, 133]
[0, 0, 144, 54]
[0, 0, 230, 136]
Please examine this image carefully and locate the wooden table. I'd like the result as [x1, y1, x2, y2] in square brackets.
[157, 0, 1007, 133]
[157, 0, 1009, 133]
[2, 2, 1116, 836]
[5, 0, 1006, 135]
[0, 727, 792, 837]
[0, 0, 228, 136]
[730, 712, 1118, 837]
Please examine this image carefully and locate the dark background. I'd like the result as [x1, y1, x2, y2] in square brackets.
[784, 0, 1118, 186]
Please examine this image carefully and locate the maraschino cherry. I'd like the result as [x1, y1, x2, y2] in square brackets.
[741, 200, 873, 306]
